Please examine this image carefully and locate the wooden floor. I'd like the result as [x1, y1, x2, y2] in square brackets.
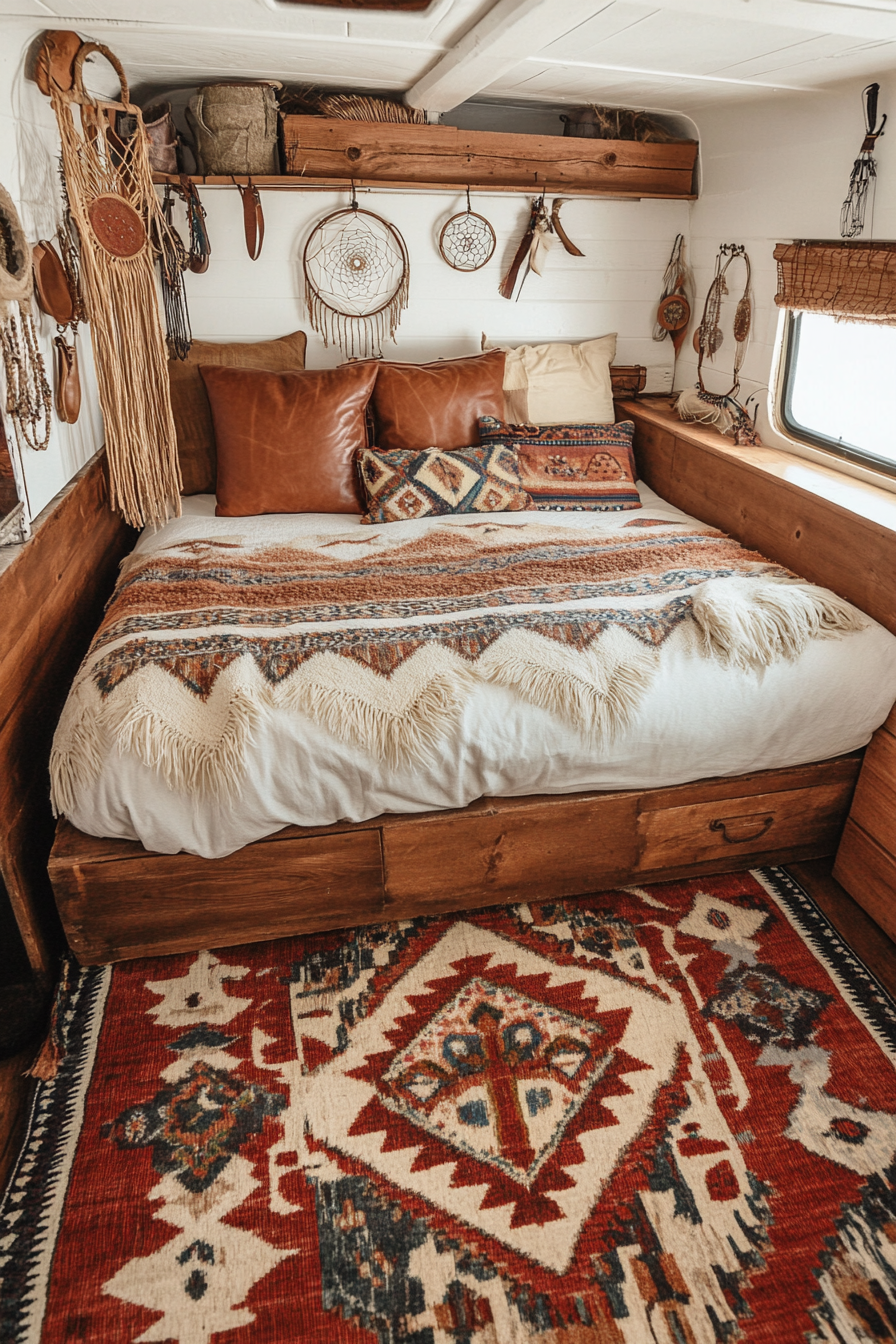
[0, 859, 893, 1198]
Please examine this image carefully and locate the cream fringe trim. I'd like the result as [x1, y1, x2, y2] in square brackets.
[690, 577, 867, 672]
[49, 579, 869, 810]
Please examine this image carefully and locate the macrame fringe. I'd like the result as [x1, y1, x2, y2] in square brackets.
[51, 85, 182, 527]
[480, 626, 658, 740]
[690, 577, 868, 672]
[305, 272, 410, 360]
[50, 582, 868, 808]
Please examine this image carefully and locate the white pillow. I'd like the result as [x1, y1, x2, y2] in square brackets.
[484, 333, 617, 424]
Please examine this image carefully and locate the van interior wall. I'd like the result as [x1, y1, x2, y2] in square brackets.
[172, 185, 686, 378]
[679, 72, 896, 487]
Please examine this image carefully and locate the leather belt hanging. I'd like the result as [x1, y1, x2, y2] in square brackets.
[238, 181, 264, 261]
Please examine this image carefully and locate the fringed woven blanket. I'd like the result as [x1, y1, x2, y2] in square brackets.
[51, 518, 865, 811]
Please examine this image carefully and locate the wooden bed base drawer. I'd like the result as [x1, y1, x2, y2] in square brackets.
[639, 782, 855, 871]
[48, 752, 862, 965]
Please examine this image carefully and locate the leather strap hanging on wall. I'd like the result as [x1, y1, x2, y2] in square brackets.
[774, 240, 896, 324]
[238, 182, 264, 261]
[178, 175, 211, 273]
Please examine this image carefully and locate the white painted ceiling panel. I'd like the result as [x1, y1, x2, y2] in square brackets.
[4, 0, 896, 111]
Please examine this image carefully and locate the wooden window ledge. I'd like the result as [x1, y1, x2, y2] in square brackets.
[619, 396, 896, 637]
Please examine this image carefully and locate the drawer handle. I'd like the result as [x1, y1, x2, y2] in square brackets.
[709, 813, 774, 845]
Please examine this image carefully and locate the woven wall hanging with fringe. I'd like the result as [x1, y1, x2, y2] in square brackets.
[303, 195, 409, 358]
[0, 180, 52, 453]
[43, 38, 182, 527]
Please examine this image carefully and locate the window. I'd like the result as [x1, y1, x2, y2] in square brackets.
[780, 309, 896, 477]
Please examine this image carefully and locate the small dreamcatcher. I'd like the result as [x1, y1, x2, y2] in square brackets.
[439, 188, 496, 272]
[303, 189, 409, 358]
[653, 233, 692, 355]
[841, 82, 887, 239]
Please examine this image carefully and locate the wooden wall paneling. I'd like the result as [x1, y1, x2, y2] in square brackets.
[623, 398, 896, 636]
[0, 454, 134, 981]
[280, 118, 698, 198]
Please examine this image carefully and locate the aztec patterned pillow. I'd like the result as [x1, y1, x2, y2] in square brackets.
[357, 443, 535, 524]
[478, 417, 641, 511]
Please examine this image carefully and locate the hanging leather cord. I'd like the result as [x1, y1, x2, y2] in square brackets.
[841, 83, 886, 239]
[237, 180, 264, 261]
[177, 175, 211, 274]
[696, 243, 752, 405]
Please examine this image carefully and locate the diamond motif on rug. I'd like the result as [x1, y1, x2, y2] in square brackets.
[299, 920, 706, 1272]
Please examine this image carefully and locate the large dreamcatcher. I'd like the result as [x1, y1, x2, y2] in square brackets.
[303, 193, 409, 358]
[439, 189, 496, 272]
[40, 35, 182, 526]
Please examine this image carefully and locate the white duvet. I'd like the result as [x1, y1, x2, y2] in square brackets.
[65, 484, 896, 858]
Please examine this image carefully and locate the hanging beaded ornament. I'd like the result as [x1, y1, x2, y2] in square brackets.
[0, 180, 52, 453]
[439, 188, 496, 272]
[303, 191, 409, 358]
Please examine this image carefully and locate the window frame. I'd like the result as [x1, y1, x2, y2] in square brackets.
[778, 308, 896, 481]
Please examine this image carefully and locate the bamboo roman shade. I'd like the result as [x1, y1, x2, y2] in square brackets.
[774, 241, 896, 325]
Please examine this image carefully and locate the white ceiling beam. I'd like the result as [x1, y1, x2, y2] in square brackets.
[405, 0, 611, 112]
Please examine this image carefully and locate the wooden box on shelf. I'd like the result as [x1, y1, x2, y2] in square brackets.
[279, 116, 698, 198]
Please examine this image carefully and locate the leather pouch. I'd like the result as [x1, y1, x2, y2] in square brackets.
[143, 101, 178, 176]
[54, 335, 81, 424]
[32, 240, 75, 325]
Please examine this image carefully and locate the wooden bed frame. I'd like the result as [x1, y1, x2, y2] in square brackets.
[9, 395, 896, 969]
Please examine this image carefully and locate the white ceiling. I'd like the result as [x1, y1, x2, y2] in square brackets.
[4, 0, 896, 110]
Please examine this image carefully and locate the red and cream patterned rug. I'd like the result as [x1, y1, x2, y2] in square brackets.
[2, 868, 896, 1343]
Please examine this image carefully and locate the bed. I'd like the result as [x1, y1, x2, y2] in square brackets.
[47, 475, 896, 965]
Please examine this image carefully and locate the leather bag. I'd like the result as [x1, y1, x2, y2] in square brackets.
[54, 334, 81, 423]
[32, 240, 74, 325]
[143, 101, 178, 176]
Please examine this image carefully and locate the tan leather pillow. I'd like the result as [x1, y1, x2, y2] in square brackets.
[169, 330, 307, 495]
[201, 362, 379, 517]
[371, 351, 506, 451]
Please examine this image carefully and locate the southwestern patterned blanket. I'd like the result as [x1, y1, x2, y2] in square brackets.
[50, 516, 865, 812]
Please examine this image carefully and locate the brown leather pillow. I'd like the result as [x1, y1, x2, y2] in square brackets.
[371, 351, 506, 451]
[201, 362, 379, 517]
[169, 330, 307, 495]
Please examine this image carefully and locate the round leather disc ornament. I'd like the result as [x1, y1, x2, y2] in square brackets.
[657, 291, 690, 332]
[87, 194, 146, 258]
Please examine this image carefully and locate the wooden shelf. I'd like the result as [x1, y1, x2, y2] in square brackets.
[156, 118, 698, 200]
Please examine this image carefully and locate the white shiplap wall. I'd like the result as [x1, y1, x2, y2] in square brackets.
[177, 186, 688, 381]
[679, 72, 896, 495]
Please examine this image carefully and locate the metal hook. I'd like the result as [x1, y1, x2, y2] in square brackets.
[350, 179, 359, 210]
[465, 185, 471, 214]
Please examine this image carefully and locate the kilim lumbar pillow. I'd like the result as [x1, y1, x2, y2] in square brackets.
[357, 443, 535, 524]
[478, 417, 641, 512]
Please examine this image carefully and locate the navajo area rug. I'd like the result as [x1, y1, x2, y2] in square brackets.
[2, 870, 896, 1343]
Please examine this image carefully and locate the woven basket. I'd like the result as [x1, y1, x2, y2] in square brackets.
[186, 81, 281, 176]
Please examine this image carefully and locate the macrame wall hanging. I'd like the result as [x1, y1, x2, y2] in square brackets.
[653, 233, 692, 354]
[439, 189, 496, 272]
[40, 35, 182, 527]
[303, 189, 409, 358]
[0, 181, 52, 454]
[841, 82, 887, 239]
[677, 242, 760, 445]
